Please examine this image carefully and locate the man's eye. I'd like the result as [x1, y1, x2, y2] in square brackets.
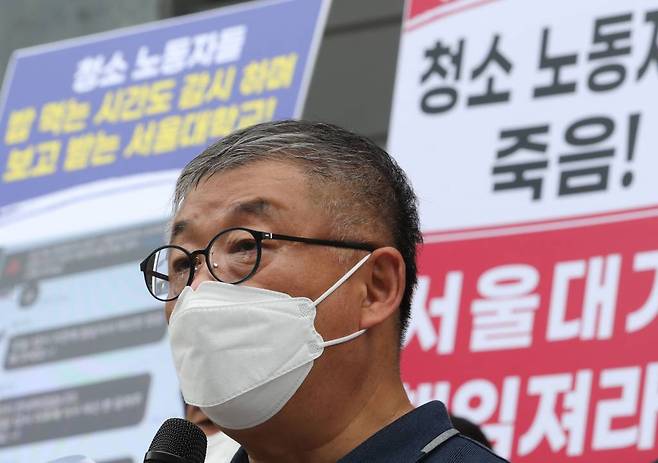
[171, 257, 191, 273]
[229, 239, 257, 254]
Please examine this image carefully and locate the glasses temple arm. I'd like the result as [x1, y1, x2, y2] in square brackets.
[145, 269, 169, 281]
[267, 233, 375, 252]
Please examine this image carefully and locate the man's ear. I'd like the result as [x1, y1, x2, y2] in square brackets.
[360, 247, 406, 329]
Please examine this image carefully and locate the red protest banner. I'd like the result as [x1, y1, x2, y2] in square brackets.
[402, 205, 658, 461]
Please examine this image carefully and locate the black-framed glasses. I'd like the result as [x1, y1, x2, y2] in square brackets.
[139, 227, 376, 301]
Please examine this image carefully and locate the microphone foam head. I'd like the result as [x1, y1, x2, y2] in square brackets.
[147, 417, 207, 463]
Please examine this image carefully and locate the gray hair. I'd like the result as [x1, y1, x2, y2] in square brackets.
[173, 120, 422, 342]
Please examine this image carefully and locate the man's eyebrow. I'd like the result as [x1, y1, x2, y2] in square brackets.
[169, 198, 276, 243]
[229, 198, 274, 218]
[169, 219, 189, 242]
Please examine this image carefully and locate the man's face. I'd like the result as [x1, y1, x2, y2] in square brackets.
[166, 159, 370, 424]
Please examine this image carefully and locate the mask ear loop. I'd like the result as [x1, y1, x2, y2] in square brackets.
[312, 253, 372, 348]
[312, 253, 371, 307]
[321, 328, 366, 347]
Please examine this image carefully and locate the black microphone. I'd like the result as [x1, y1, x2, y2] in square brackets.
[144, 417, 207, 463]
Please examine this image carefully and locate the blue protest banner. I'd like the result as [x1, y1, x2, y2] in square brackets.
[0, 0, 328, 213]
[0, 1, 329, 462]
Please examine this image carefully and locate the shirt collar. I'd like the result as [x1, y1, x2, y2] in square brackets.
[338, 401, 452, 462]
[229, 401, 452, 463]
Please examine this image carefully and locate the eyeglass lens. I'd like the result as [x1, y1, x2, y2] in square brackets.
[144, 228, 260, 300]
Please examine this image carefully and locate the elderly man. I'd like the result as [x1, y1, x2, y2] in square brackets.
[140, 120, 507, 462]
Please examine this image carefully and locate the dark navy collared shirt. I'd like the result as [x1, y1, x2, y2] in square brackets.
[229, 401, 509, 462]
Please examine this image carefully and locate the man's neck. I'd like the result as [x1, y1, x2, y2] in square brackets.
[233, 374, 413, 463]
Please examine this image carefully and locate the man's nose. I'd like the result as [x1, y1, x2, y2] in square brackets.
[190, 255, 215, 290]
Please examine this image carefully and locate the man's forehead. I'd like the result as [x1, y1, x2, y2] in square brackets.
[168, 159, 326, 243]
[169, 197, 278, 242]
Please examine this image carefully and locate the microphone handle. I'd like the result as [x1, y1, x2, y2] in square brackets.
[144, 450, 186, 463]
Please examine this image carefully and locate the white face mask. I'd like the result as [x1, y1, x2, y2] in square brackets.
[168, 254, 370, 430]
